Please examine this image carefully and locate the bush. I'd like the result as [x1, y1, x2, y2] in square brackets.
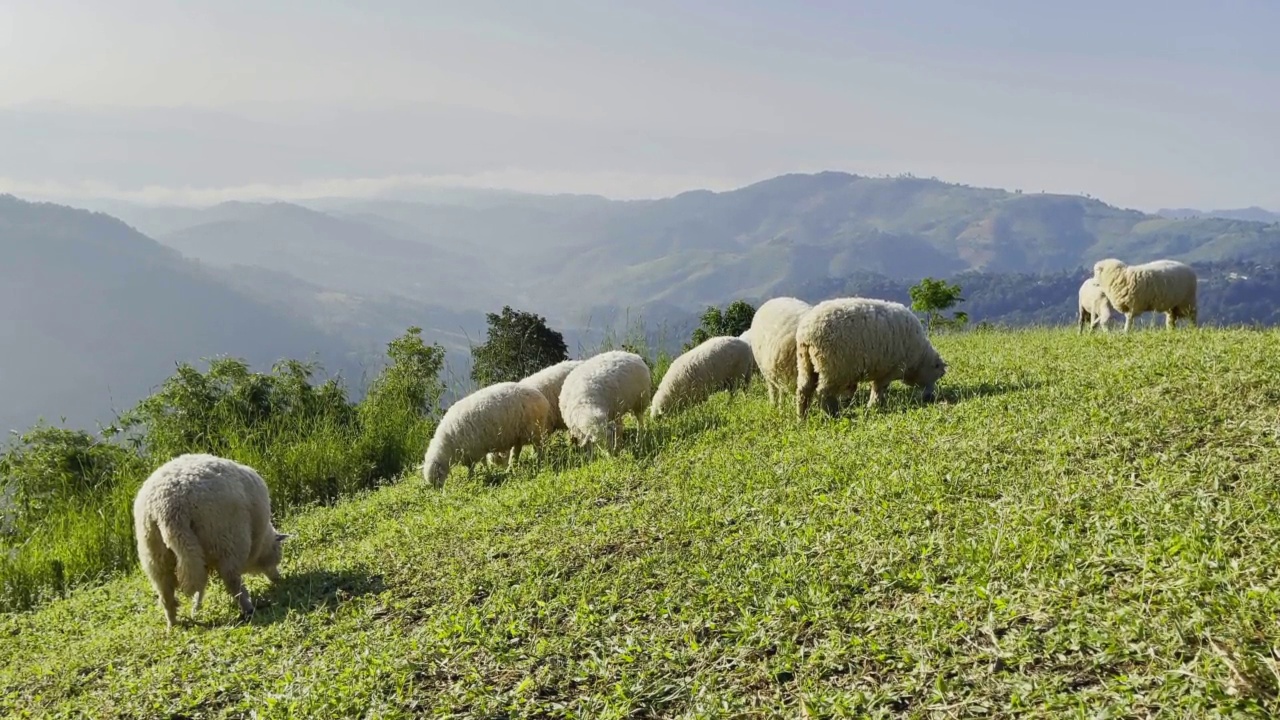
[0, 327, 446, 613]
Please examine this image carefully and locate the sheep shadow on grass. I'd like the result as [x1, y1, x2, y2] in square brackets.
[933, 379, 1044, 405]
[241, 567, 386, 626]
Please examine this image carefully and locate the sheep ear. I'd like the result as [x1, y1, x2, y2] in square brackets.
[276, 532, 292, 542]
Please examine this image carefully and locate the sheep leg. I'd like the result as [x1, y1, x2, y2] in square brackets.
[1124, 313, 1134, 332]
[867, 379, 890, 409]
[507, 442, 523, 472]
[797, 371, 819, 419]
[151, 568, 180, 629]
[219, 566, 255, 620]
[192, 588, 204, 615]
[1078, 308, 1089, 334]
[765, 381, 777, 407]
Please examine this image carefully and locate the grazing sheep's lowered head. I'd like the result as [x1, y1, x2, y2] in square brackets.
[901, 344, 948, 401]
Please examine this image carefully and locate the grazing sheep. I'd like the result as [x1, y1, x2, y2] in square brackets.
[1092, 258, 1198, 331]
[795, 297, 947, 418]
[1077, 277, 1116, 333]
[746, 296, 813, 409]
[423, 382, 551, 488]
[559, 350, 651, 452]
[132, 453, 290, 628]
[650, 336, 754, 418]
[487, 359, 582, 466]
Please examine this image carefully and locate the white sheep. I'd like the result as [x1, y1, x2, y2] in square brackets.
[795, 297, 947, 418]
[1077, 277, 1116, 333]
[1092, 258, 1198, 331]
[132, 453, 290, 628]
[559, 350, 651, 452]
[423, 381, 551, 488]
[746, 296, 812, 408]
[487, 359, 582, 466]
[650, 336, 754, 418]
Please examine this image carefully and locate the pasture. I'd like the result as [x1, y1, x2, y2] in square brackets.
[3, 328, 1279, 717]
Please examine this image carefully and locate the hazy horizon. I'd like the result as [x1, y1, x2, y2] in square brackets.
[2, 0, 1276, 212]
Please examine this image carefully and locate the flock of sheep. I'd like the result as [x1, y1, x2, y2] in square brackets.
[130, 256, 1198, 628]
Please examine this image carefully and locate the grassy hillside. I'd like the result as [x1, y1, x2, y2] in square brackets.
[4, 328, 1280, 716]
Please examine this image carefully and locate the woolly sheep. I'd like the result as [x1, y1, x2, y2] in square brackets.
[795, 297, 947, 418]
[423, 381, 551, 488]
[559, 350, 651, 452]
[487, 359, 583, 466]
[746, 296, 812, 408]
[649, 336, 754, 418]
[1077, 277, 1116, 333]
[132, 453, 290, 628]
[1092, 258, 1198, 331]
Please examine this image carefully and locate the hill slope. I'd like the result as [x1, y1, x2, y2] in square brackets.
[4, 329, 1279, 716]
[0, 195, 357, 432]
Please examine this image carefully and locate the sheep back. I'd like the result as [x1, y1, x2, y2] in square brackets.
[1077, 277, 1114, 332]
[559, 350, 652, 446]
[650, 336, 753, 417]
[519, 359, 582, 431]
[1093, 258, 1198, 321]
[794, 297, 946, 415]
[423, 382, 551, 487]
[133, 453, 286, 625]
[747, 297, 812, 403]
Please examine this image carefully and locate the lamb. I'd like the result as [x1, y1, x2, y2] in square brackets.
[423, 381, 551, 488]
[1092, 258, 1198, 331]
[649, 336, 754, 418]
[1077, 277, 1116, 333]
[795, 297, 947, 418]
[559, 350, 651, 452]
[746, 296, 812, 408]
[132, 453, 290, 628]
[487, 359, 582, 466]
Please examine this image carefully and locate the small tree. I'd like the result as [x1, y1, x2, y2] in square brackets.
[687, 300, 756, 349]
[470, 306, 569, 386]
[909, 277, 968, 332]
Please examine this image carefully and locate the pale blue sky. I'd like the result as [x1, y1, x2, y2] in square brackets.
[0, 0, 1276, 209]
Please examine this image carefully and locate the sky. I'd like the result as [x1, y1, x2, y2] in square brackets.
[0, 0, 1276, 210]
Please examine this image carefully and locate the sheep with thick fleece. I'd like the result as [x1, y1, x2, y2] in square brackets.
[1077, 277, 1116, 333]
[423, 381, 551, 488]
[133, 453, 290, 628]
[559, 350, 651, 452]
[746, 296, 812, 408]
[487, 359, 582, 466]
[650, 336, 754, 418]
[795, 297, 947, 418]
[1092, 258, 1198, 331]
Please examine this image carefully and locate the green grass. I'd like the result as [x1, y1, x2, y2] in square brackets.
[4, 328, 1280, 717]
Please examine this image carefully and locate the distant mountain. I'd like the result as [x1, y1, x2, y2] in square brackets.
[0, 196, 359, 434]
[319, 173, 1280, 318]
[75, 172, 1280, 329]
[1157, 207, 1280, 224]
[135, 202, 494, 310]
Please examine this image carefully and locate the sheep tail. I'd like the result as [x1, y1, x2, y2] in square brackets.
[158, 512, 206, 596]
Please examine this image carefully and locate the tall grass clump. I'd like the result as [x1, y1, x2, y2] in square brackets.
[0, 327, 446, 613]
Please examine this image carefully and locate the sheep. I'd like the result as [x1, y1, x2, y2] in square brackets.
[649, 336, 754, 418]
[132, 453, 290, 629]
[795, 297, 947, 418]
[487, 359, 582, 466]
[746, 296, 812, 408]
[559, 350, 651, 453]
[423, 381, 551, 488]
[1092, 258, 1198, 331]
[1077, 277, 1117, 333]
